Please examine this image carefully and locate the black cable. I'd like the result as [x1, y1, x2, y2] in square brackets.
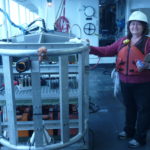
[89, 128, 95, 150]
[81, 128, 95, 150]
[0, 39, 12, 42]
[89, 97, 100, 114]
[41, 19, 46, 31]
[26, 18, 49, 33]
[27, 18, 42, 28]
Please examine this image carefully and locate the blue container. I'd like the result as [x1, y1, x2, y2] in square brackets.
[136, 60, 144, 68]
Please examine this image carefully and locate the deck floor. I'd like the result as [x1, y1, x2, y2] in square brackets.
[89, 64, 150, 150]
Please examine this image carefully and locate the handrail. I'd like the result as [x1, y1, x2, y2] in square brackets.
[0, 43, 89, 56]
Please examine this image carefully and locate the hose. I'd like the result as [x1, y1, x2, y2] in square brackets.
[0, 8, 27, 34]
[54, 16, 70, 33]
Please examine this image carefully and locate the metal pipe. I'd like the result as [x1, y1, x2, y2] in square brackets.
[0, 119, 88, 150]
[0, 133, 82, 150]
[0, 45, 88, 56]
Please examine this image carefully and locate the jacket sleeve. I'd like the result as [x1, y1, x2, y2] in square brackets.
[89, 37, 125, 57]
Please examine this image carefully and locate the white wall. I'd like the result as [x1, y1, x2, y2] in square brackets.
[130, 0, 150, 9]
[79, 0, 100, 64]
[126, 0, 150, 26]
[36, 0, 100, 64]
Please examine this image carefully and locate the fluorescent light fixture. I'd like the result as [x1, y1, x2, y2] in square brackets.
[47, 0, 53, 7]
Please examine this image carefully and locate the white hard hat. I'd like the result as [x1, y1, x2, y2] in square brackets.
[128, 11, 148, 23]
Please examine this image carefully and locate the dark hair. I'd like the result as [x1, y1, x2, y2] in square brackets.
[127, 21, 149, 39]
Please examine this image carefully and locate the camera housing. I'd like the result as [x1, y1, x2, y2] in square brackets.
[16, 57, 31, 73]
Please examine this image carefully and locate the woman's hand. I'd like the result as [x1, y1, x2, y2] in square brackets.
[38, 47, 47, 62]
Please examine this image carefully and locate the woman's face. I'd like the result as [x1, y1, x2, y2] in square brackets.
[129, 21, 143, 36]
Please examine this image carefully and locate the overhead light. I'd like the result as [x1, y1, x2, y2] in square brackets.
[47, 0, 53, 7]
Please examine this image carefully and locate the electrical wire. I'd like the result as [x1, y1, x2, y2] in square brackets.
[89, 128, 95, 150]
[0, 8, 27, 34]
[89, 57, 101, 70]
[27, 18, 46, 29]
[0, 9, 49, 35]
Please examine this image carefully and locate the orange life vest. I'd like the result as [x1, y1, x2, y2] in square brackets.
[116, 38, 150, 75]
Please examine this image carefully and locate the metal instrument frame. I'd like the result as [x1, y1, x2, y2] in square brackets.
[0, 41, 89, 150]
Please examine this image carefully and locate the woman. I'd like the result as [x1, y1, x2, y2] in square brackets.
[90, 11, 150, 148]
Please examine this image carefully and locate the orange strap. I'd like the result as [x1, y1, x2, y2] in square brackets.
[144, 37, 150, 54]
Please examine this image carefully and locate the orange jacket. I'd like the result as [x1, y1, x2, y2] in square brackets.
[116, 38, 150, 75]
